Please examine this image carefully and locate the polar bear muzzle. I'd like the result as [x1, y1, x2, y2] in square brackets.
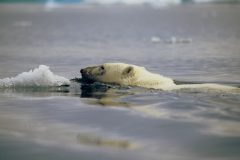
[80, 65, 106, 83]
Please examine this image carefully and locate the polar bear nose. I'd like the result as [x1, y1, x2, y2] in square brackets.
[81, 67, 95, 75]
[80, 69, 88, 75]
[81, 68, 91, 75]
[80, 69, 84, 74]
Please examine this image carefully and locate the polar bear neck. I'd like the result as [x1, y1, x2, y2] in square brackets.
[130, 70, 175, 90]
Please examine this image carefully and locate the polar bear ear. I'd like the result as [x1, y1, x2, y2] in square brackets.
[122, 66, 134, 76]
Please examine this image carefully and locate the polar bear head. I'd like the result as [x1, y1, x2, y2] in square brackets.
[80, 63, 175, 89]
[80, 63, 141, 85]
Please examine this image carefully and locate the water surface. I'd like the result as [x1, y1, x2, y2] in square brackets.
[0, 3, 240, 160]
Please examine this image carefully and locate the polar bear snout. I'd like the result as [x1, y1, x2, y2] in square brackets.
[80, 67, 93, 78]
[80, 68, 88, 75]
[80, 68, 90, 79]
[80, 67, 97, 83]
[80, 67, 92, 75]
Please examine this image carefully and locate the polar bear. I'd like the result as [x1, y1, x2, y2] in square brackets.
[80, 63, 238, 92]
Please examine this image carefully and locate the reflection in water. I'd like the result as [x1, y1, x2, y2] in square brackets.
[0, 86, 70, 93]
[80, 82, 240, 137]
[0, 109, 137, 151]
[80, 82, 170, 118]
[0, 80, 239, 160]
[0, 82, 81, 98]
[1, 80, 240, 139]
[0, 81, 140, 150]
[77, 133, 135, 149]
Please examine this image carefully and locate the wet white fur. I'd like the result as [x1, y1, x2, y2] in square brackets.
[85, 63, 238, 92]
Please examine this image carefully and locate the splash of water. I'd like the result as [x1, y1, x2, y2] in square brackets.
[0, 65, 70, 88]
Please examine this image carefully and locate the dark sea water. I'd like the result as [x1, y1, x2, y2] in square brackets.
[0, 3, 240, 160]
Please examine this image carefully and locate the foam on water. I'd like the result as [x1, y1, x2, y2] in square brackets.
[0, 65, 70, 88]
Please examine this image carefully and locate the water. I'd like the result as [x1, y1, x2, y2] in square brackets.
[0, 3, 240, 160]
[0, 65, 70, 87]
